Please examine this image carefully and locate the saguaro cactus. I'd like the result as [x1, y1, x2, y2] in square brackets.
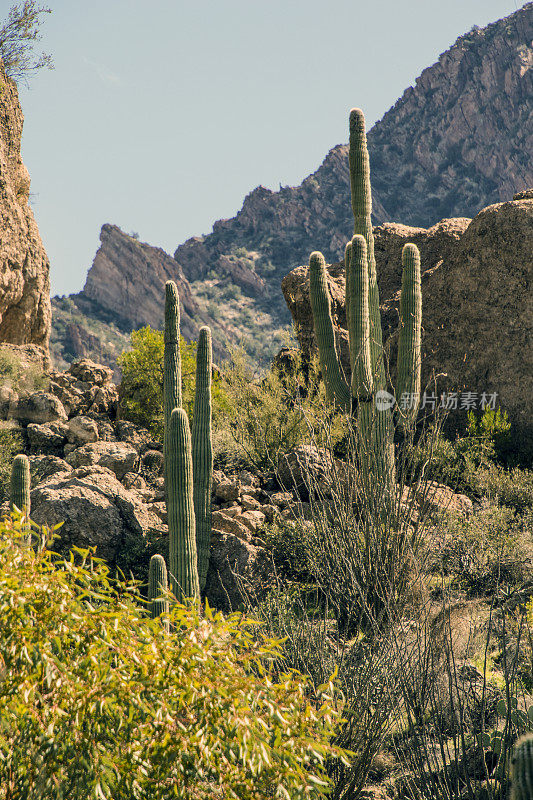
[164, 281, 182, 489]
[192, 326, 213, 593]
[148, 553, 170, 622]
[511, 734, 533, 800]
[167, 407, 200, 604]
[308, 108, 422, 490]
[11, 454, 31, 516]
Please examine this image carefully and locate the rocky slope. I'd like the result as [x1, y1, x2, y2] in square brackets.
[0, 60, 51, 358]
[282, 191, 533, 456]
[51, 3, 532, 372]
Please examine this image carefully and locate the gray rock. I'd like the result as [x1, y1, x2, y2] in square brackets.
[30, 465, 162, 564]
[66, 441, 138, 480]
[277, 445, 334, 498]
[27, 421, 68, 454]
[68, 359, 114, 387]
[205, 530, 272, 612]
[67, 415, 99, 446]
[29, 455, 72, 485]
[14, 392, 67, 424]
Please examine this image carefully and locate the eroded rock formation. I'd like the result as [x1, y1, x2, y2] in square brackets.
[0, 60, 51, 357]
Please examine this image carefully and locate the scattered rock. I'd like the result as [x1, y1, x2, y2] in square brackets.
[214, 478, 241, 503]
[204, 530, 272, 612]
[415, 482, 473, 516]
[277, 445, 334, 498]
[68, 359, 113, 386]
[29, 455, 72, 485]
[30, 465, 162, 564]
[211, 511, 252, 542]
[14, 392, 67, 425]
[67, 415, 99, 446]
[26, 421, 68, 454]
[65, 441, 138, 480]
[237, 510, 266, 533]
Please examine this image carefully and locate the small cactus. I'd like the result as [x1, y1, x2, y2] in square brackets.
[148, 554, 170, 627]
[10, 454, 31, 545]
[511, 734, 533, 800]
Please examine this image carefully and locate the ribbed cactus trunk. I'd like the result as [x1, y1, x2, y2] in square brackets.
[396, 244, 422, 431]
[192, 327, 213, 594]
[511, 734, 533, 800]
[148, 553, 170, 627]
[164, 281, 182, 496]
[167, 407, 200, 605]
[11, 454, 31, 545]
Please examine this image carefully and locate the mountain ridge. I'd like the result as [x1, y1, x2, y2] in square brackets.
[51, 2, 532, 371]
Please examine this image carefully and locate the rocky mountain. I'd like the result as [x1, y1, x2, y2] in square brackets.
[51, 3, 532, 371]
[0, 59, 51, 360]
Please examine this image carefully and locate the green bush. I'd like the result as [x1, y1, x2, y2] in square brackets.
[0, 515, 353, 799]
[0, 426, 22, 503]
[118, 326, 228, 439]
[468, 465, 533, 515]
[219, 349, 346, 473]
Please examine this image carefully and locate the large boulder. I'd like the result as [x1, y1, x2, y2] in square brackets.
[204, 530, 273, 613]
[281, 196, 533, 454]
[30, 465, 162, 565]
[13, 392, 67, 425]
[65, 441, 138, 480]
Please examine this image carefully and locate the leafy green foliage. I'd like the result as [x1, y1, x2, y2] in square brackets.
[0, 426, 22, 503]
[219, 349, 346, 472]
[118, 326, 228, 439]
[0, 515, 353, 799]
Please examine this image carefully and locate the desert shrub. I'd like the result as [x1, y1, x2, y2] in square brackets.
[0, 426, 22, 502]
[0, 1, 53, 83]
[260, 519, 316, 584]
[468, 465, 533, 515]
[118, 326, 229, 438]
[0, 515, 354, 799]
[219, 348, 346, 473]
[0, 345, 48, 393]
[431, 504, 531, 594]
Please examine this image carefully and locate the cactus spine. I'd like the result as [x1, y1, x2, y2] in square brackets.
[148, 553, 169, 625]
[192, 326, 213, 593]
[167, 407, 200, 604]
[308, 108, 422, 490]
[511, 734, 533, 800]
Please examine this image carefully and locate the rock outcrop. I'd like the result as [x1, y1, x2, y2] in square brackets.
[0, 60, 51, 356]
[81, 224, 204, 342]
[50, 5, 532, 371]
[282, 193, 533, 454]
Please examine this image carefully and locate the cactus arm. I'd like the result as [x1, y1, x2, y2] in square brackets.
[192, 326, 213, 594]
[148, 553, 170, 622]
[309, 251, 351, 411]
[167, 407, 200, 604]
[396, 243, 422, 429]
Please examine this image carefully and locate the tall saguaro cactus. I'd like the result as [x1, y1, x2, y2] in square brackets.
[159, 280, 213, 609]
[511, 734, 533, 800]
[308, 107, 422, 492]
[192, 326, 213, 593]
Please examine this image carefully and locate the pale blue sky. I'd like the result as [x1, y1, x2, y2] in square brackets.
[15, 0, 522, 296]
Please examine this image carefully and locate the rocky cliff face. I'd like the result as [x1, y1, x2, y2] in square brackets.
[282, 191, 533, 455]
[51, 4, 532, 371]
[0, 61, 51, 357]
